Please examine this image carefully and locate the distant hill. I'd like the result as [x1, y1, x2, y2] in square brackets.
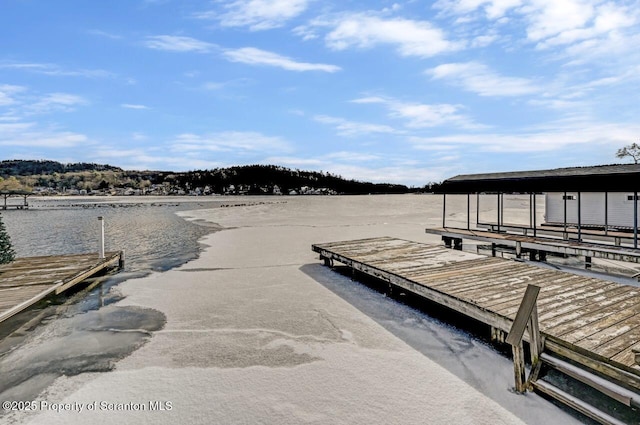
[0, 160, 122, 176]
[0, 160, 421, 195]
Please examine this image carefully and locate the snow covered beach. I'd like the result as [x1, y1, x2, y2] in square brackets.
[3, 195, 583, 424]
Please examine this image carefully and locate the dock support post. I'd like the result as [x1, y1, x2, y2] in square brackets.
[497, 192, 501, 233]
[577, 191, 582, 241]
[532, 193, 537, 237]
[516, 241, 522, 259]
[604, 192, 609, 236]
[476, 193, 480, 228]
[119, 249, 126, 269]
[491, 326, 506, 343]
[98, 216, 105, 260]
[443, 193, 447, 228]
[585, 256, 592, 270]
[512, 342, 527, 393]
[467, 193, 470, 230]
[506, 284, 541, 393]
[321, 256, 334, 267]
[634, 191, 638, 250]
[563, 192, 568, 239]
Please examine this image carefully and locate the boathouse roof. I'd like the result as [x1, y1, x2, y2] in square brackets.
[439, 164, 640, 193]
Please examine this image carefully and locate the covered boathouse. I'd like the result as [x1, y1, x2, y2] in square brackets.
[433, 164, 640, 252]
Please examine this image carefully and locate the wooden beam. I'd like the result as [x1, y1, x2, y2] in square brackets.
[512, 342, 527, 393]
[506, 284, 541, 346]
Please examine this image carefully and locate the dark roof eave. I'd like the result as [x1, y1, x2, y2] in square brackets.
[438, 165, 640, 193]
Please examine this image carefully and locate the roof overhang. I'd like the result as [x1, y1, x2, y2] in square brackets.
[438, 164, 640, 193]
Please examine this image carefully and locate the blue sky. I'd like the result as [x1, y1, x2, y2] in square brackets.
[1, 0, 639, 185]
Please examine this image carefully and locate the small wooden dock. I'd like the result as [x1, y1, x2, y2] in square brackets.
[312, 237, 640, 423]
[1, 190, 31, 210]
[0, 252, 123, 323]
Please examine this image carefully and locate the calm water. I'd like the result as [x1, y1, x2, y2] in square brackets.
[1, 197, 224, 274]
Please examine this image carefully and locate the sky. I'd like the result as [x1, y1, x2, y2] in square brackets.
[1, 0, 639, 186]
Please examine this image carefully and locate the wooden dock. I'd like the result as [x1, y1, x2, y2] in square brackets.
[425, 227, 640, 264]
[312, 237, 640, 422]
[0, 252, 123, 323]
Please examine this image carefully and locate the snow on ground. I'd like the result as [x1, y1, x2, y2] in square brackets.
[10, 195, 582, 424]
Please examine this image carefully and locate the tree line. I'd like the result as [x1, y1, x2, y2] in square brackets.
[0, 160, 441, 194]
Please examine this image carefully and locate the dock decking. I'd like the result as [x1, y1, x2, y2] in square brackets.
[312, 237, 640, 392]
[0, 252, 123, 323]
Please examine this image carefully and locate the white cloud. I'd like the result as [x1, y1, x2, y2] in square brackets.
[143, 35, 215, 52]
[28, 93, 87, 114]
[0, 121, 88, 148]
[428, 62, 541, 96]
[196, 0, 311, 31]
[91, 147, 227, 171]
[224, 47, 340, 72]
[0, 84, 26, 106]
[434, 0, 523, 20]
[0, 62, 112, 78]
[320, 13, 462, 57]
[408, 119, 640, 153]
[121, 103, 149, 110]
[434, 0, 640, 60]
[313, 115, 397, 136]
[87, 29, 123, 40]
[171, 131, 292, 154]
[351, 96, 480, 129]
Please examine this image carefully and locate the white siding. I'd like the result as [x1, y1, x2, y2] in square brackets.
[545, 192, 639, 228]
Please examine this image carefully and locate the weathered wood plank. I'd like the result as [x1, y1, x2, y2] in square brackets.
[542, 286, 640, 334]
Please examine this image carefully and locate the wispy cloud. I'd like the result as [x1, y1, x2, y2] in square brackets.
[409, 119, 640, 153]
[313, 115, 397, 136]
[0, 84, 26, 106]
[28, 93, 87, 114]
[87, 29, 123, 40]
[0, 62, 113, 78]
[0, 121, 89, 148]
[351, 96, 481, 129]
[171, 131, 292, 154]
[201, 78, 254, 91]
[428, 62, 541, 97]
[224, 47, 340, 72]
[121, 103, 149, 110]
[143, 35, 216, 52]
[306, 12, 462, 57]
[196, 0, 311, 31]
